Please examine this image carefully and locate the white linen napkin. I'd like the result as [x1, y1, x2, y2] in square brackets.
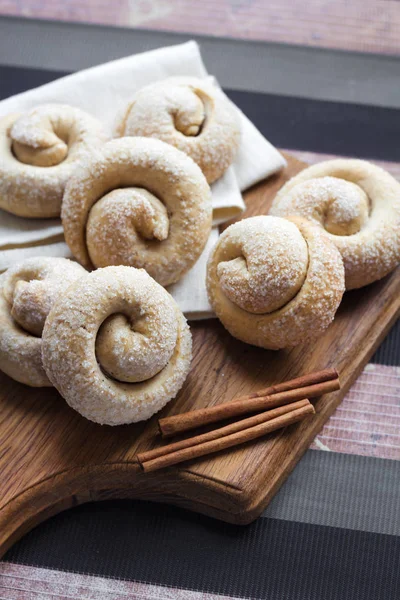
[0, 41, 286, 319]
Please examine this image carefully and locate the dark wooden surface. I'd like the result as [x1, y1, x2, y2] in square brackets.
[1, 153, 399, 557]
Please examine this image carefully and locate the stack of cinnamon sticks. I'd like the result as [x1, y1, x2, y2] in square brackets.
[136, 368, 340, 473]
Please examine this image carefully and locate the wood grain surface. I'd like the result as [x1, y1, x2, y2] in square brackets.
[1, 152, 399, 557]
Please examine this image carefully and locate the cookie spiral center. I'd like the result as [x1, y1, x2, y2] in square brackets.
[6, 277, 50, 337]
[86, 188, 169, 269]
[217, 216, 309, 314]
[11, 111, 68, 167]
[95, 295, 179, 384]
[172, 87, 206, 137]
[96, 314, 177, 383]
[276, 176, 370, 237]
[319, 177, 369, 236]
[2, 260, 87, 337]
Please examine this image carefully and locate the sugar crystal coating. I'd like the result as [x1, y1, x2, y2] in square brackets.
[0, 104, 107, 217]
[271, 159, 400, 289]
[115, 76, 241, 184]
[62, 136, 212, 287]
[207, 215, 345, 349]
[0, 257, 87, 386]
[42, 266, 192, 426]
[216, 217, 309, 314]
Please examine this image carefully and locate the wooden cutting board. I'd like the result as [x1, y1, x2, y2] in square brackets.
[1, 153, 399, 558]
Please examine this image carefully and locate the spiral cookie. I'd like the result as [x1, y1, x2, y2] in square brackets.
[0, 257, 86, 386]
[115, 77, 241, 184]
[42, 266, 192, 425]
[206, 216, 345, 349]
[270, 159, 400, 289]
[0, 104, 106, 218]
[62, 137, 212, 287]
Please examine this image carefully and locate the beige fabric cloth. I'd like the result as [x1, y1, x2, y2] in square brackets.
[0, 41, 286, 319]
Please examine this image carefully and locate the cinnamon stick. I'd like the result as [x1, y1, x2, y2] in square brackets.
[248, 367, 338, 398]
[139, 399, 310, 464]
[139, 401, 315, 472]
[159, 370, 339, 438]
